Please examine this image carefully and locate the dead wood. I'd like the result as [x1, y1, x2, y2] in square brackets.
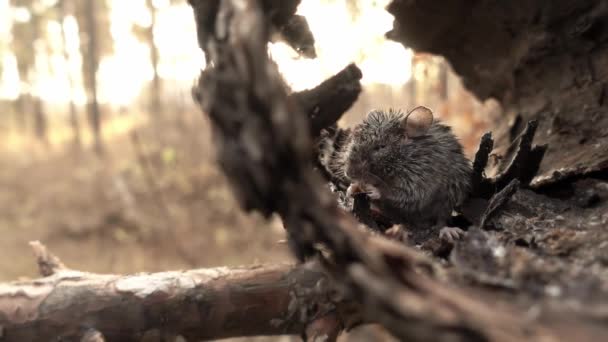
[29, 240, 67, 277]
[462, 120, 546, 232]
[493, 120, 546, 190]
[470, 132, 494, 197]
[189, 1, 608, 341]
[188, 0, 315, 58]
[278, 14, 316, 58]
[387, 0, 608, 186]
[478, 179, 519, 229]
[387, 1, 608, 338]
[468, 120, 544, 199]
[290, 63, 363, 136]
[0, 243, 345, 341]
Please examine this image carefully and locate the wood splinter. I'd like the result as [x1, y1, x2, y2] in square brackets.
[81, 329, 105, 342]
[29, 240, 67, 277]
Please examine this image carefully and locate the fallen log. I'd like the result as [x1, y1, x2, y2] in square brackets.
[0, 243, 347, 341]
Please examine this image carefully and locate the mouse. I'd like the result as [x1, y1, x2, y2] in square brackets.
[320, 106, 472, 243]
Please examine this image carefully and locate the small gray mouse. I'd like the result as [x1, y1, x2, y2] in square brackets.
[320, 106, 471, 243]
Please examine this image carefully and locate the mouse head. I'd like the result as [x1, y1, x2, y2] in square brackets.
[344, 106, 434, 185]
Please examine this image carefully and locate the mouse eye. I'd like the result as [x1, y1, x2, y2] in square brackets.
[376, 144, 386, 150]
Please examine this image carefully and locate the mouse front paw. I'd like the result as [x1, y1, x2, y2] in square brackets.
[366, 185, 381, 200]
[439, 227, 465, 243]
[347, 182, 381, 200]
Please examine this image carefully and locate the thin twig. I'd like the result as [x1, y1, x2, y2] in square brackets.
[29, 240, 67, 277]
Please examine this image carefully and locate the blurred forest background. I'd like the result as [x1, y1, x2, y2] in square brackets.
[0, 0, 496, 285]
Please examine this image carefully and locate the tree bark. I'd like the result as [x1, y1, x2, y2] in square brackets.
[32, 95, 47, 145]
[0, 245, 343, 341]
[289, 63, 362, 136]
[11, 1, 48, 143]
[387, 0, 608, 185]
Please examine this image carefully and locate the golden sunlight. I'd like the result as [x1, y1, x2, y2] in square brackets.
[0, 0, 409, 105]
[85, 0, 205, 106]
[271, 0, 412, 91]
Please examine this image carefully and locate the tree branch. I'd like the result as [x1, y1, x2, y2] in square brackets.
[290, 63, 362, 136]
[0, 256, 348, 341]
[29, 240, 67, 277]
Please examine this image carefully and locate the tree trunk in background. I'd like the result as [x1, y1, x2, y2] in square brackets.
[146, 0, 162, 118]
[32, 95, 47, 144]
[29, 8, 48, 145]
[11, 0, 47, 141]
[59, 0, 81, 149]
[83, 0, 102, 155]
[10, 0, 29, 134]
[12, 94, 27, 133]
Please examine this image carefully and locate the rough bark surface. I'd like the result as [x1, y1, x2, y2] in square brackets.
[290, 63, 362, 136]
[0, 258, 334, 341]
[387, 0, 608, 337]
[387, 0, 608, 185]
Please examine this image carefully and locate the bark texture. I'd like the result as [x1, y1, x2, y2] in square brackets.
[387, 0, 608, 185]
[385, 0, 608, 338]
[0, 252, 336, 341]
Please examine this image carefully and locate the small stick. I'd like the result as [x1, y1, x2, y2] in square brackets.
[470, 132, 494, 197]
[29, 240, 67, 277]
[480, 179, 520, 229]
[495, 120, 545, 189]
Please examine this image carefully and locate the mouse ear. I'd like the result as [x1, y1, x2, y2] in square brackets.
[402, 106, 433, 138]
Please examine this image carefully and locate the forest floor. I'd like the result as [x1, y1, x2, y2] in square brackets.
[0, 112, 290, 282]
